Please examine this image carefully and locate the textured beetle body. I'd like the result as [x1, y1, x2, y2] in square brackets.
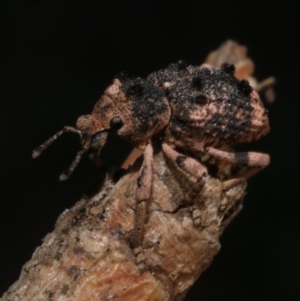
[33, 61, 270, 185]
[148, 62, 269, 152]
[76, 62, 269, 155]
[33, 62, 270, 267]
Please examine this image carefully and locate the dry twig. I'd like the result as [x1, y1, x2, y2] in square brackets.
[1, 151, 246, 301]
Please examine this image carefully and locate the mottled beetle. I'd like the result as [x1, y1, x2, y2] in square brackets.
[33, 62, 270, 263]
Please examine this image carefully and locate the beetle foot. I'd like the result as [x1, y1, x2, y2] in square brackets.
[133, 246, 147, 270]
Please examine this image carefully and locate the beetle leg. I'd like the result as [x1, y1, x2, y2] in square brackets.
[136, 143, 153, 202]
[162, 142, 208, 228]
[222, 178, 246, 192]
[88, 132, 109, 169]
[32, 126, 81, 158]
[162, 143, 209, 227]
[162, 143, 207, 187]
[206, 147, 270, 180]
[130, 143, 153, 270]
[121, 148, 143, 169]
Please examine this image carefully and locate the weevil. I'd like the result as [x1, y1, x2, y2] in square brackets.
[33, 62, 270, 267]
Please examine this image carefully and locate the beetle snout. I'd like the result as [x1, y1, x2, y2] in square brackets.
[76, 115, 93, 131]
[76, 114, 106, 136]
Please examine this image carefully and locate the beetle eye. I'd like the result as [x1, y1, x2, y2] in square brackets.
[110, 117, 123, 131]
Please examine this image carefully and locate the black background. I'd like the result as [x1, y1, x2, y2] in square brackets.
[1, 0, 299, 300]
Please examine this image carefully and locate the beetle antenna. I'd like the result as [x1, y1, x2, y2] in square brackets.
[59, 147, 89, 181]
[32, 126, 81, 159]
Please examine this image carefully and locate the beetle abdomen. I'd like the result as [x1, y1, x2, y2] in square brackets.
[148, 62, 269, 150]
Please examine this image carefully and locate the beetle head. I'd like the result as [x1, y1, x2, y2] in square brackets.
[33, 76, 171, 181]
[79, 76, 171, 149]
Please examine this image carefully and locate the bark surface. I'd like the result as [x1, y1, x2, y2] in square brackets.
[1, 151, 246, 301]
